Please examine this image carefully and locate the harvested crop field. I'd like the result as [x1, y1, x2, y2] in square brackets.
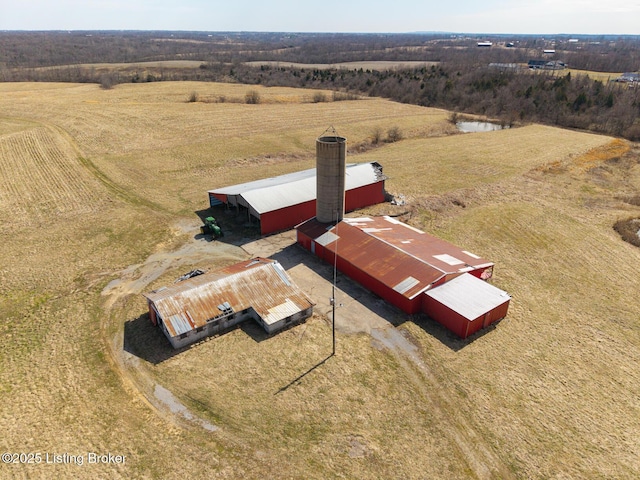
[0, 81, 639, 480]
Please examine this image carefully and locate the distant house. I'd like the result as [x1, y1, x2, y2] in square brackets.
[143, 258, 314, 349]
[477, 42, 493, 47]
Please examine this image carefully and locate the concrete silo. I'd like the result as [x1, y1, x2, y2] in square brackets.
[316, 134, 347, 224]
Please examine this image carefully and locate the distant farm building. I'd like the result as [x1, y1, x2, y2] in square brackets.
[615, 72, 640, 83]
[528, 60, 566, 70]
[143, 258, 314, 349]
[296, 216, 510, 337]
[477, 41, 493, 47]
[208, 162, 386, 235]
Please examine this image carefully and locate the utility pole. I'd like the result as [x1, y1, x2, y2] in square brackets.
[331, 213, 339, 357]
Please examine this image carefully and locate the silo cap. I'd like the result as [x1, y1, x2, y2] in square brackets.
[317, 135, 347, 144]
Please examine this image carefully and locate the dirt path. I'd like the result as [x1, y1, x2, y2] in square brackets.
[101, 219, 246, 308]
[371, 327, 514, 480]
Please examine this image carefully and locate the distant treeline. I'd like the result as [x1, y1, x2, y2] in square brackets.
[2, 31, 640, 71]
[1, 31, 639, 139]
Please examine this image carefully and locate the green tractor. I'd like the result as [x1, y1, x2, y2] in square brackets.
[200, 216, 223, 238]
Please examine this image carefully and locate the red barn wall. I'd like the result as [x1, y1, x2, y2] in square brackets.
[336, 256, 421, 314]
[345, 183, 386, 212]
[422, 294, 510, 339]
[297, 230, 421, 314]
[210, 192, 227, 206]
[423, 296, 468, 338]
[261, 200, 316, 235]
[262, 182, 384, 235]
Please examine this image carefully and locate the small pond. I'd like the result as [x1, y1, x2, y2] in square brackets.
[457, 121, 509, 133]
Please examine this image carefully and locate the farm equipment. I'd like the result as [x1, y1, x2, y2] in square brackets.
[200, 216, 223, 238]
[175, 269, 206, 283]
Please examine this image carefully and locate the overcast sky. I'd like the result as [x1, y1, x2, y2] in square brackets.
[1, 0, 638, 35]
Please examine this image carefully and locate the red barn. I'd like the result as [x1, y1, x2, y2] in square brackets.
[296, 215, 510, 338]
[208, 162, 386, 235]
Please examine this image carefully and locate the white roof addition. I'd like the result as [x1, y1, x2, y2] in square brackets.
[425, 273, 511, 321]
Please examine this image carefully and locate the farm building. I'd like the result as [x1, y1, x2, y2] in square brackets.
[208, 162, 386, 235]
[423, 272, 511, 339]
[528, 59, 566, 70]
[143, 258, 314, 349]
[615, 72, 640, 83]
[296, 215, 510, 337]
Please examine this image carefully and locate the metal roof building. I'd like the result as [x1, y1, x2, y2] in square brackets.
[297, 216, 496, 314]
[143, 258, 314, 349]
[208, 162, 386, 235]
[424, 273, 511, 339]
[296, 215, 509, 338]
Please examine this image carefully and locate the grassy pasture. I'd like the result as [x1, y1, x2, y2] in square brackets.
[0, 81, 639, 479]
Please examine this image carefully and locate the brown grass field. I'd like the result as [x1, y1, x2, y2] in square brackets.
[0, 81, 639, 479]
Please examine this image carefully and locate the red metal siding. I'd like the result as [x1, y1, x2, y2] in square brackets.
[210, 192, 227, 204]
[148, 301, 157, 326]
[422, 295, 470, 338]
[337, 256, 421, 314]
[296, 229, 312, 251]
[260, 182, 384, 235]
[480, 300, 510, 329]
[260, 200, 316, 235]
[423, 294, 510, 339]
[345, 183, 385, 212]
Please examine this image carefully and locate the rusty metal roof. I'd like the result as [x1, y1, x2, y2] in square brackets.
[143, 258, 314, 338]
[297, 216, 494, 300]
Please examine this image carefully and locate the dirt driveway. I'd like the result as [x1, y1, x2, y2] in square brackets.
[241, 229, 407, 335]
[103, 216, 405, 336]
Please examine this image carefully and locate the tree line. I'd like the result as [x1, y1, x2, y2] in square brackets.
[1, 31, 639, 139]
[2, 31, 639, 71]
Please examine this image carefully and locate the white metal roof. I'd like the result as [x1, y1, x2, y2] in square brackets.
[209, 162, 386, 215]
[211, 168, 316, 196]
[425, 273, 511, 321]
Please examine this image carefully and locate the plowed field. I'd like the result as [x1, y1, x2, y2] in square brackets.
[0, 124, 107, 230]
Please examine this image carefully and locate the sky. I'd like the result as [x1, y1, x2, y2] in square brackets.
[0, 0, 638, 35]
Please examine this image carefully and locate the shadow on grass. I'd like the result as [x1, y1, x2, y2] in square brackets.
[275, 353, 334, 395]
[411, 313, 502, 351]
[239, 320, 270, 343]
[123, 313, 184, 364]
[124, 313, 271, 365]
